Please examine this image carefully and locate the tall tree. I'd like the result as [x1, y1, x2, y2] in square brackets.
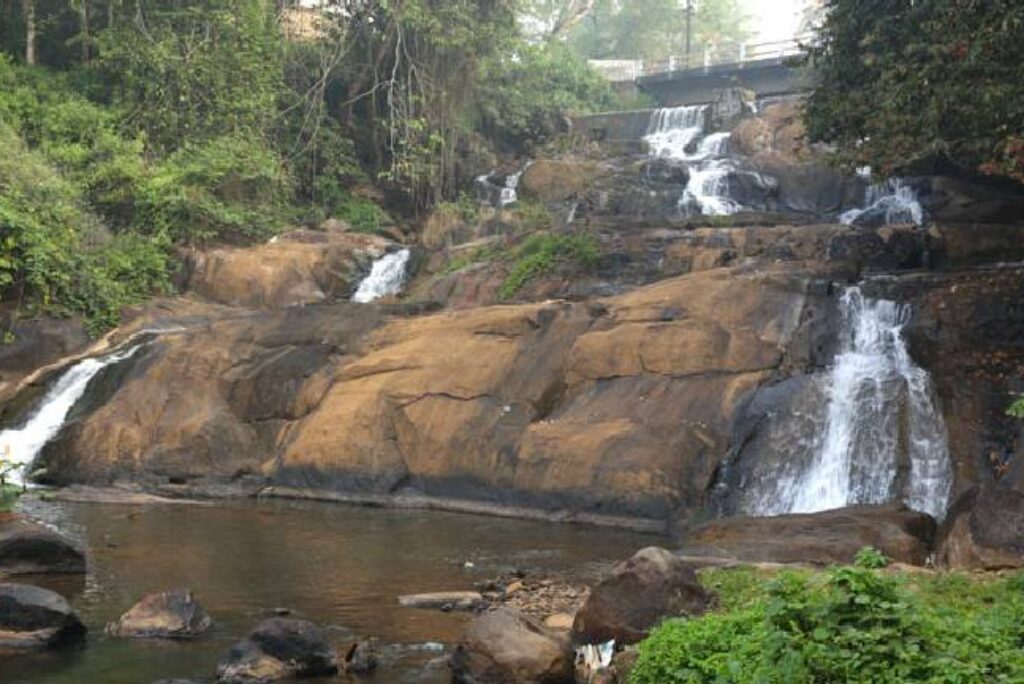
[20, 0, 35, 65]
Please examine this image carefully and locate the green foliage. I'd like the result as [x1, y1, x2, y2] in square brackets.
[499, 231, 600, 300]
[480, 42, 617, 148]
[804, 0, 1024, 183]
[335, 195, 391, 236]
[1007, 396, 1024, 419]
[632, 566, 1024, 684]
[854, 545, 890, 569]
[435, 193, 482, 223]
[136, 134, 290, 245]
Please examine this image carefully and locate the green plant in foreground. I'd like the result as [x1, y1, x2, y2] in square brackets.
[631, 566, 1024, 684]
[498, 232, 600, 301]
[854, 545, 890, 569]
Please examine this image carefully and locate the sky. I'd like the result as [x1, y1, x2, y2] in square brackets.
[745, 0, 807, 43]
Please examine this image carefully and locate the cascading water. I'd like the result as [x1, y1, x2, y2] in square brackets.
[499, 168, 525, 208]
[840, 178, 924, 226]
[643, 105, 768, 217]
[0, 345, 142, 485]
[745, 287, 952, 520]
[352, 248, 411, 303]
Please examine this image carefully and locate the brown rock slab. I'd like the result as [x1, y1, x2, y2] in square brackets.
[107, 589, 211, 639]
[0, 582, 86, 650]
[687, 504, 937, 566]
[398, 591, 484, 611]
[451, 608, 574, 684]
[937, 484, 1024, 570]
[572, 547, 713, 646]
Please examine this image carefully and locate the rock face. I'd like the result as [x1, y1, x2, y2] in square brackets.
[450, 608, 574, 684]
[687, 505, 937, 566]
[216, 618, 337, 683]
[937, 484, 1024, 570]
[572, 547, 713, 646]
[182, 227, 392, 308]
[107, 589, 211, 638]
[0, 583, 86, 650]
[0, 314, 90, 406]
[0, 517, 86, 575]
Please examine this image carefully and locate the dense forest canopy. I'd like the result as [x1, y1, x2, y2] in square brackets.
[804, 0, 1024, 183]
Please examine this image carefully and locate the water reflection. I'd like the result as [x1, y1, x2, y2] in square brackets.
[1, 498, 650, 683]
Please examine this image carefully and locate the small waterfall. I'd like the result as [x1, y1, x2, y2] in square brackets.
[747, 287, 952, 520]
[0, 345, 142, 485]
[643, 105, 708, 160]
[840, 178, 924, 226]
[474, 164, 529, 209]
[499, 168, 525, 208]
[352, 249, 411, 303]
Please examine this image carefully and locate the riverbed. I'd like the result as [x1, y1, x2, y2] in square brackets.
[0, 497, 651, 683]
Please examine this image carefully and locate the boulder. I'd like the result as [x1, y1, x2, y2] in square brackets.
[450, 608, 574, 684]
[216, 618, 337, 682]
[937, 484, 1024, 570]
[572, 547, 713, 646]
[398, 591, 484, 611]
[0, 582, 86, 650]
[342, 640, 378, 674]
[687, 504, 937, 566]
[107, 589, 211, 638]
[519, 159, 604, 203]
[0, 517, 86, 575]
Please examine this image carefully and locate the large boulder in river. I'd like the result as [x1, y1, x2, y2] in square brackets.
[936, 484, 1024, 570]
[451, 608, 574, 684]
[572, 547, 713, 646]
[0, 517, 86, 575]
[107, 588, 211, 638]
[686, 504, 937, 566]
[216, 618, 337, 682]
[0, 582, 86, 650]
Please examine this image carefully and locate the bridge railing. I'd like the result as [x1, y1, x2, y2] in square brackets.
[590, 35, 815, 83]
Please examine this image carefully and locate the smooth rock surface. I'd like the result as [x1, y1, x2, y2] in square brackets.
[398, 591, 484, 611]
[687, 504, 937, 566]
[0, 517, 86, 575]
[937, 484, 1024, 570]
[216, 618, 337, 682]
[0, 582, 86, 650]
[450, 608, 574, 684]
[107, 588, 211, 638]
[572, 547, 712, 646]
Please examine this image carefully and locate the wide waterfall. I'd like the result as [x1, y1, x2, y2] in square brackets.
[0, 345, 141, 485]
[352, 248, 412, 303]
[840, 178, 924, 226]
[745, 287, 952, 520]
[643, 105, 759, 217]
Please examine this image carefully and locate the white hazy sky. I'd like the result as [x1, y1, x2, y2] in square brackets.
[745, 0, 807, 42]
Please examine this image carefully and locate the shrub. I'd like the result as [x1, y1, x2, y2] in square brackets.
[335, 195, 391, 235]
[499, 232, 600, 300]
[854, 546, 890, 569]
[631, 567, 1024, 684]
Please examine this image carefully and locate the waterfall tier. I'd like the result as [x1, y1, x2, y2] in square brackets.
[352, 249, 412, 303]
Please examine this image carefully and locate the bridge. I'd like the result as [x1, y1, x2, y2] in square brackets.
[590, 36, 814, 107]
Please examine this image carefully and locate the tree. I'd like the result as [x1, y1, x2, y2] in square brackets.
[803, 0, 1024, 183]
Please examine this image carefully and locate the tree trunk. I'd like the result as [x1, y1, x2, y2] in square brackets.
[22, 0, 36, 65]
[80, 0, 91, 62]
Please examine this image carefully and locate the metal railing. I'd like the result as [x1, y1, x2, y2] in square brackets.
[590, 35, 814, 83]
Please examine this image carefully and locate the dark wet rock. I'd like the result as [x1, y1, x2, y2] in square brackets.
[687, 504, 936, 566]
[826, 225, 928, 269]
[572, 547, 713, 646]
[639, 158, 690, 186]
[451, 607, 574, 684]
[918, 175, 1024, 224]
[107, 589, 211, 639]
[0, 582, 86, 650]
[0, 517, 86, 575]
[216, 617, 337, 682]
[937, 484, 1024, 570]
[342, 640, 379, 674]
[0, 315, 90, 407]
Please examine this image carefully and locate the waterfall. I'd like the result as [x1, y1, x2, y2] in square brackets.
[643, 105, 761, 217]
[747, 287, 952, 520]
[499, 168, 525, 208]
[352, 249, 411, 303]
[0, 345, 142, 486]
[841, 178, 924, 226]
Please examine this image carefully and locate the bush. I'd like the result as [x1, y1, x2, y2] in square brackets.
[499, 232, 600, 300]
[136, 135, 291, 245]
[335, 195, 392, 235]
[631, 567, 1024, 684]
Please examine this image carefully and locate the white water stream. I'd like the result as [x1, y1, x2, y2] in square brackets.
[0, 345, 141, 486]
[352, 249, 412, 303]
[840, 178, 924, 226]
[748, 287, 952, 520]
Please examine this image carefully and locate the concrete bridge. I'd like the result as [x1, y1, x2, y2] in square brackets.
[590, 36, 813, 107]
